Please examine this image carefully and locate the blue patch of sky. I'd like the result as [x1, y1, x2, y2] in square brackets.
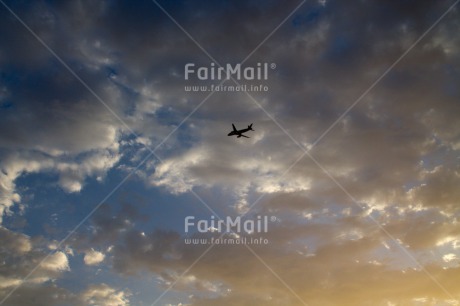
[420, 137, 456, 170]
[9, 171, 76, 237]
[292, 5, 325, 28]
[323, 35, 354, 63]
[155, 105, 183, 127]
[149, 107, 201, 153]
[0, 100, 13, 110]
[443, 64, 460, 97]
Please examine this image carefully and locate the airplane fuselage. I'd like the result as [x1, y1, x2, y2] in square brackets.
[227, 127, 251, 136]
[228, 124, 253, 138]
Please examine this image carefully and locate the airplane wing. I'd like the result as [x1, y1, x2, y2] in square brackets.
[232, 124, 237, 132]
[240, 134, 250, 138]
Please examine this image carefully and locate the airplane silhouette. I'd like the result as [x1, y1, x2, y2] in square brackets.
[228, 123, 254, 138]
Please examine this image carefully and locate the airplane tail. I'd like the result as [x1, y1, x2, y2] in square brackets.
[248, 124, 253, 130]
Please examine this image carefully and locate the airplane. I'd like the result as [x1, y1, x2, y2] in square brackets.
[228, 123, 254, 138]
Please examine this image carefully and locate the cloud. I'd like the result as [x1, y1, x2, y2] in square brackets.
[0, 226, 31, 254]
[0, 284, 75, 306]
[0, 227, 74, 305]
[407, 166, 460, 211]
[41, 251, 70, 272]
[0, 173, 21, 222]
[0, 276, 22, 290]
[443, 253, 458, 263]
[79, 283, 130, 306]
[148, 133, 312, 210]
[83, 249, 105, 266]
[98, 220, 460, 305]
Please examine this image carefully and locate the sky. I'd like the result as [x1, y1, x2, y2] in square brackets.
[0, 0, 460, 305]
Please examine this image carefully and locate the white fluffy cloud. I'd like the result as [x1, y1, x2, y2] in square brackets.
[443, 253, 458, 263]
[0, 226, 31, 254]
[0, 276, 22, 289]
[80, 283, 130, 306]
[41, 251, 70, 272]
[149, 140, 312, 210]
[84, 249, 105, 266]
